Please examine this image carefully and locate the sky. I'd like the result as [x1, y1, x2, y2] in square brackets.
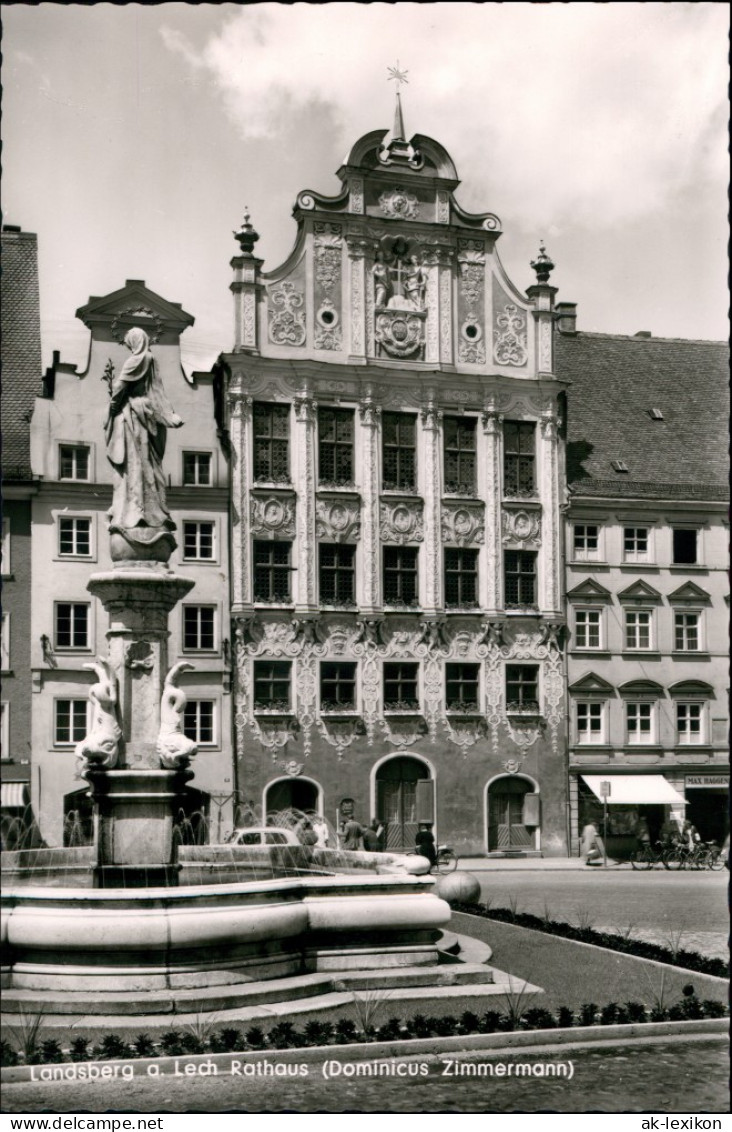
[2, 2, 729, 374]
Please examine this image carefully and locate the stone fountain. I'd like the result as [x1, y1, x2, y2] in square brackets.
[1, 330, 479, 1015]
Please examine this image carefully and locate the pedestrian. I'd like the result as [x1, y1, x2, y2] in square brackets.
[636, 816, 651, 848]
[581, 820, 603, 865]
[415, 822, 437, 869]
[362, 819, 384, 853]
[312, 815, 330, 849]
[341, 817, 364, 851]
[681, 819, 700, 852]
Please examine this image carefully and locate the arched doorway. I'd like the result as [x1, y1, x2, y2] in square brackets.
[486, 775, 537, 852]
[265, 777, 321, 819]
[375, 756, 432, 851]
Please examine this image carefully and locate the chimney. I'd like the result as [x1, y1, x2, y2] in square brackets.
[555, 302, 577, 334]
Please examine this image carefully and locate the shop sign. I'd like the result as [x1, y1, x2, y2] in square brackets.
[685, 775, 729, 788]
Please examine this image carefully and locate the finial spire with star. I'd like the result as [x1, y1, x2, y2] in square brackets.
[388, 61, 409, 141]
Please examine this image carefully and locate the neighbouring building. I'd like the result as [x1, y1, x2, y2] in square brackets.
[557, 309, 729, 856]
[219, 100, 570, 856]
[28, 280, 234, 845]
[1, 226, 43, 844]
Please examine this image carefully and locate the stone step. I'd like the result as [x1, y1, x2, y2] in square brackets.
[1, 962, 496, 1018]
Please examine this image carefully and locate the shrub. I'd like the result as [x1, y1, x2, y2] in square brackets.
[680, 995, 704, 1020]
[133, 1034, 156, 1059]
[624, 1001, 647, 1024]
[40, 1039, 64, 1064]
[701, 999, 726, 1019]
[69, 1037, 91, 1062]
[377, 1018, 404, 1042]
[1, 1040, 19, 1067]
[557, 1006, 574, 1029]
[303, 1020, 334, 1047]
[334, 1018, 358, 1044]
[244, 1026, 266, 1050]
[667, 1003, 686, 1021]
[431, 1015, 458, 1037]
[599, 1002, 619, 1025]
[459, 1010, 480, 1034]
[410, 1014, 433, 1039]
[159, 1031, 185, 1057]
[95, 1034, 130, 1060]
[268, 1022, 303, 1049]
[522, 1008, 556, 1030]
[180, 1032, 206, 1054]
[579, 1003, 598, 1026]
[480, 1011, 503, 1034]
[210, 1028, 242, 1053]
[650, 1005, 668, 1022]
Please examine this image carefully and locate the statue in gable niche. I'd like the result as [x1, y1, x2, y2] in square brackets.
[104, 327, 183, 563]
[372, 251, 392, 308]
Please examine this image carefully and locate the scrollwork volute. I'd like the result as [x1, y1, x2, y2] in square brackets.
[268, 281, 306, 347]
[315, 497, 361, 543]
[251, 496, 296, 539]
[441, 501, 485, 546]
[379, 499, 424, 544]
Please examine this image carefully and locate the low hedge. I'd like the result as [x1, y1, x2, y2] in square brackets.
[453, 903, 729, 978]
[1, 991, 727, 1067]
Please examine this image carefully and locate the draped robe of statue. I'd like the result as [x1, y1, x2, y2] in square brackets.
[105, 327, 183, 561]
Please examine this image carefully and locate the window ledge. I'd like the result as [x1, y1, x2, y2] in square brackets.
[381, 488, 420, 497]
[671, 651, 709, 659]
[569, 559, 608, 567]
[668, 565, 708, 573]
[572, 743, 613, 750]
[505, 607, 540, 616]
[618, 563, 659, 571]
[502, 494, 540, 504]
[320, 604, 358, 612]
[317, 484, 359, 494]
[384, 706, 423, 716]
[445, 605, 480, 613]
[254, 601, 295, 609]
[674, 744, 713, 751]
[253, 480, 293, 490]
[621, 650, 661, 658]
[569, 649, 611, 657]
[254, 707, 295, 718]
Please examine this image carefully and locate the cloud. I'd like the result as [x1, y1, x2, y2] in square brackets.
[161, 2, 728, 233]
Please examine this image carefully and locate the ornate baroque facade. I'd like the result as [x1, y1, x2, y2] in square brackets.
[220, 115, 569, 855]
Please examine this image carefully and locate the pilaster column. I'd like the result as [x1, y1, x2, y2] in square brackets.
[347, 237, 369, 361]
[294, 393, 318, 611]
[539, 407, 561, 615]
[421, 399, 443, 611]
[359, 388, 381, 612]
[438, 253, 454, 365]
[481, 406, 504, 614]
[229, 392, 253, 613]
[526, 283, 557, 376]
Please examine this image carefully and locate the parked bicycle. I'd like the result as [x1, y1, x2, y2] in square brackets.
[662, 839, 724, 870]
[434, 844, 459, 874]
[629, 840, 667, 870]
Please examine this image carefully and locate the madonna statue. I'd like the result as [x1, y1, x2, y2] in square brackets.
[105, 327, 183, 563]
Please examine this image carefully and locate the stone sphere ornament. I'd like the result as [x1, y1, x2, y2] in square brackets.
[434, 870, 481, 907]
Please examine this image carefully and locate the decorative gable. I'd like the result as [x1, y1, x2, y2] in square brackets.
[617, 580, 663, 605]
[569, 672, 615, 696]
[567, 579, 612, 604]
[667, 582, 712, 605]
[76, 280, 194, 345]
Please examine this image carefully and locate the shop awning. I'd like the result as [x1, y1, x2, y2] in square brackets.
[581, 775, 686, 805]
[0, 782, 28, 809]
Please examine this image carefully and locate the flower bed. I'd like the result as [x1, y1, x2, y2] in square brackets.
[1, 992, 727, 1068]
[453, 903, 729, 978]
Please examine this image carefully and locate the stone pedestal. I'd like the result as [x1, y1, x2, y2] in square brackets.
[87, 569, 194, 769]
[86, 767, 193, 888]
[85, 567, 195, 887]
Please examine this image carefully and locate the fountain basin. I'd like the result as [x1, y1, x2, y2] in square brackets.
[1, 873, 450, 1008]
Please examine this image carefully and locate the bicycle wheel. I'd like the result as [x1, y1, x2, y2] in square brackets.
[709, 851, 726, 871]
[437, 849, 458, 873]
[663, 846, 684, 870]
[630, 848, 652, 870]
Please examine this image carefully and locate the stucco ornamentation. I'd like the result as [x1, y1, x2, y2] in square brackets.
[436, 190, 450, 224]
[502, 508, 542, 548]
[444, 715, 487, 752]
[251, 496, 296, 539]
[350, 178, 364, 214]
[379, 185, 420, 220]
[494, 304, 528, 367]
[539, 318, 552, 371]
[457, 245, 486, 365]
[380, 499, 424, 544]
[268, 282, 306, 347]
[375, 309, 426, 359]
[317, 717, 365, 760]
[381, 715, 428, 748]
[110, 307, 164, 345]
[316, 497, 361, 543]
[441, 501, 485, 546]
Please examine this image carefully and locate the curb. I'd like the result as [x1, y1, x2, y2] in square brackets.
[1, 1018, 727, 1085]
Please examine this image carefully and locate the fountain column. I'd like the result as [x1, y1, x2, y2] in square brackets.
[85, 568, 194, 887]
[77, 326, 197, 887]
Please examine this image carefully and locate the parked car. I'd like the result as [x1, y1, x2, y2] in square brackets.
[225, 826, 300, 848]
